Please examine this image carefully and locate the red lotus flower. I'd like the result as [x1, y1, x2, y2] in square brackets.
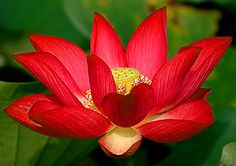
[4, 7, 231, 157]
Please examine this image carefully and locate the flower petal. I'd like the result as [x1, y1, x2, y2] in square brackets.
[29, 100, 112, 139]
[98, 127, 142, 157]
[14, 52, 82, 106]
[126, 7, 167, 80]
[30, 34, 89, 95]
[102, 84, 154, 127]
[137, 100, 214, 142]
[87, 55, 116, 109]
[176, 37, 232, 103]
[150, 47, 201, 114]
[90, 13, 127, 68]
[4, 94, 65, 137]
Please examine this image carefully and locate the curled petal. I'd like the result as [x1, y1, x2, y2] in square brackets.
[102, 84, 154, 127]
[30, 100, 112, 139]
[91, 13, 127, 68]
[4, 94, 65, 137]
[14, 52, 81, 106]
[126, 7, 167, 80]
[177, 37, 232, 103]
[87, 55, 116, 108]
[99, 127, 142, 158]
[137, 100, 214, 142]
[187, 88, 211, 101]
[30, 34, 90, 95]
[150, 47, 201, 114]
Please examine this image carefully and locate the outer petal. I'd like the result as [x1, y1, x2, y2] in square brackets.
[102, 84, 154, 127]
[30, 34, 89, 95]
[29, 100, 112, 139]
[91, 13, 127, 68]
[176, 37, 232, 103]
[87, 55, 116, 109]
[137, 100, 214, 142]
[4, 94, 66, 137]
[99, 127, 142, 157]
[150, 47, 201, 114]
[14, 53, 82, 106]
[126, 7, 167, 80]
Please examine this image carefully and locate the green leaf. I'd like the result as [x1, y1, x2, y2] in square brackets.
[167, 5, 221, 56]
[0, 0, 88, 47]
[0, 81, 97, 166]
[219, 141, 236, 166]
[154, 108, 236, 166]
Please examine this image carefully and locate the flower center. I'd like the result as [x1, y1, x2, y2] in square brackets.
[84, 68, 151, 110]
[111, 68, 151, 95]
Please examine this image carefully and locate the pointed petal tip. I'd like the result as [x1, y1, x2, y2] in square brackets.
[126, 5, 167, 79]
[29, 33, 41, 40]
[93, 12, 103, 19]
[29, 34, 47, 45]
[91, 11, 126, 68]
[152, 6, 166, 14]
[221, 36, 232, 42]
[215, 36, 232, 46]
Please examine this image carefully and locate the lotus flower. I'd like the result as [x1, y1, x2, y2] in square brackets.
[4, 7, 231, 157]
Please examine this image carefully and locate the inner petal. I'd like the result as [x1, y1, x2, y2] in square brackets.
[98, 127, 142, 157]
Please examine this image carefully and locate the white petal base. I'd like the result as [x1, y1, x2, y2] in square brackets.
[98, 127, 142, 158]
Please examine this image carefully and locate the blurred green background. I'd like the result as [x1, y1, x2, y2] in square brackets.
[0, 0, 235, 165]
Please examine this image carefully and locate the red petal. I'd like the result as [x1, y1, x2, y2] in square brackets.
[99, 127, 142, 157]
[176, 37, 232, 103]
[87, 55, 116, 108]
[102, 84, 154, 127]
[150, 47, 201, 114]
[30, 34, 89, 95]
[126, 7, 167, 80]
[14, 52, 82, 106]
[137, 100, 214, 142]
[91, 13, 127, 68]
[16, 52, 85, 102]
[4, 94, 65, 137]
[30, 100, 112, 139]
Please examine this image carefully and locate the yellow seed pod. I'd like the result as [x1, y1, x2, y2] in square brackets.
[111, 68, 140, 94]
